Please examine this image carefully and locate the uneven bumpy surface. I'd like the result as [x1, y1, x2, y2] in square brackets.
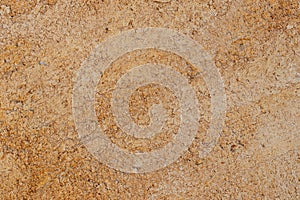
[1, 0, 299, 199]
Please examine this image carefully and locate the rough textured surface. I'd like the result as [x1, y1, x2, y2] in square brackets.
[0, 0, 299, 199]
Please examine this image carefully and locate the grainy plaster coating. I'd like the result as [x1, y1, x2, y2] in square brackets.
[0, 0, 299, 199]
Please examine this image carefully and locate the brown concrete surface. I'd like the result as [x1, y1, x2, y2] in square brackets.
[0, 0, 299, 199]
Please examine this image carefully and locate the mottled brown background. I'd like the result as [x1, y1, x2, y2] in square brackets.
[0, 0, 299, 199]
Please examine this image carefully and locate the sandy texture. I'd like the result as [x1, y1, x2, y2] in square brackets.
[1, 0, 299, 199]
